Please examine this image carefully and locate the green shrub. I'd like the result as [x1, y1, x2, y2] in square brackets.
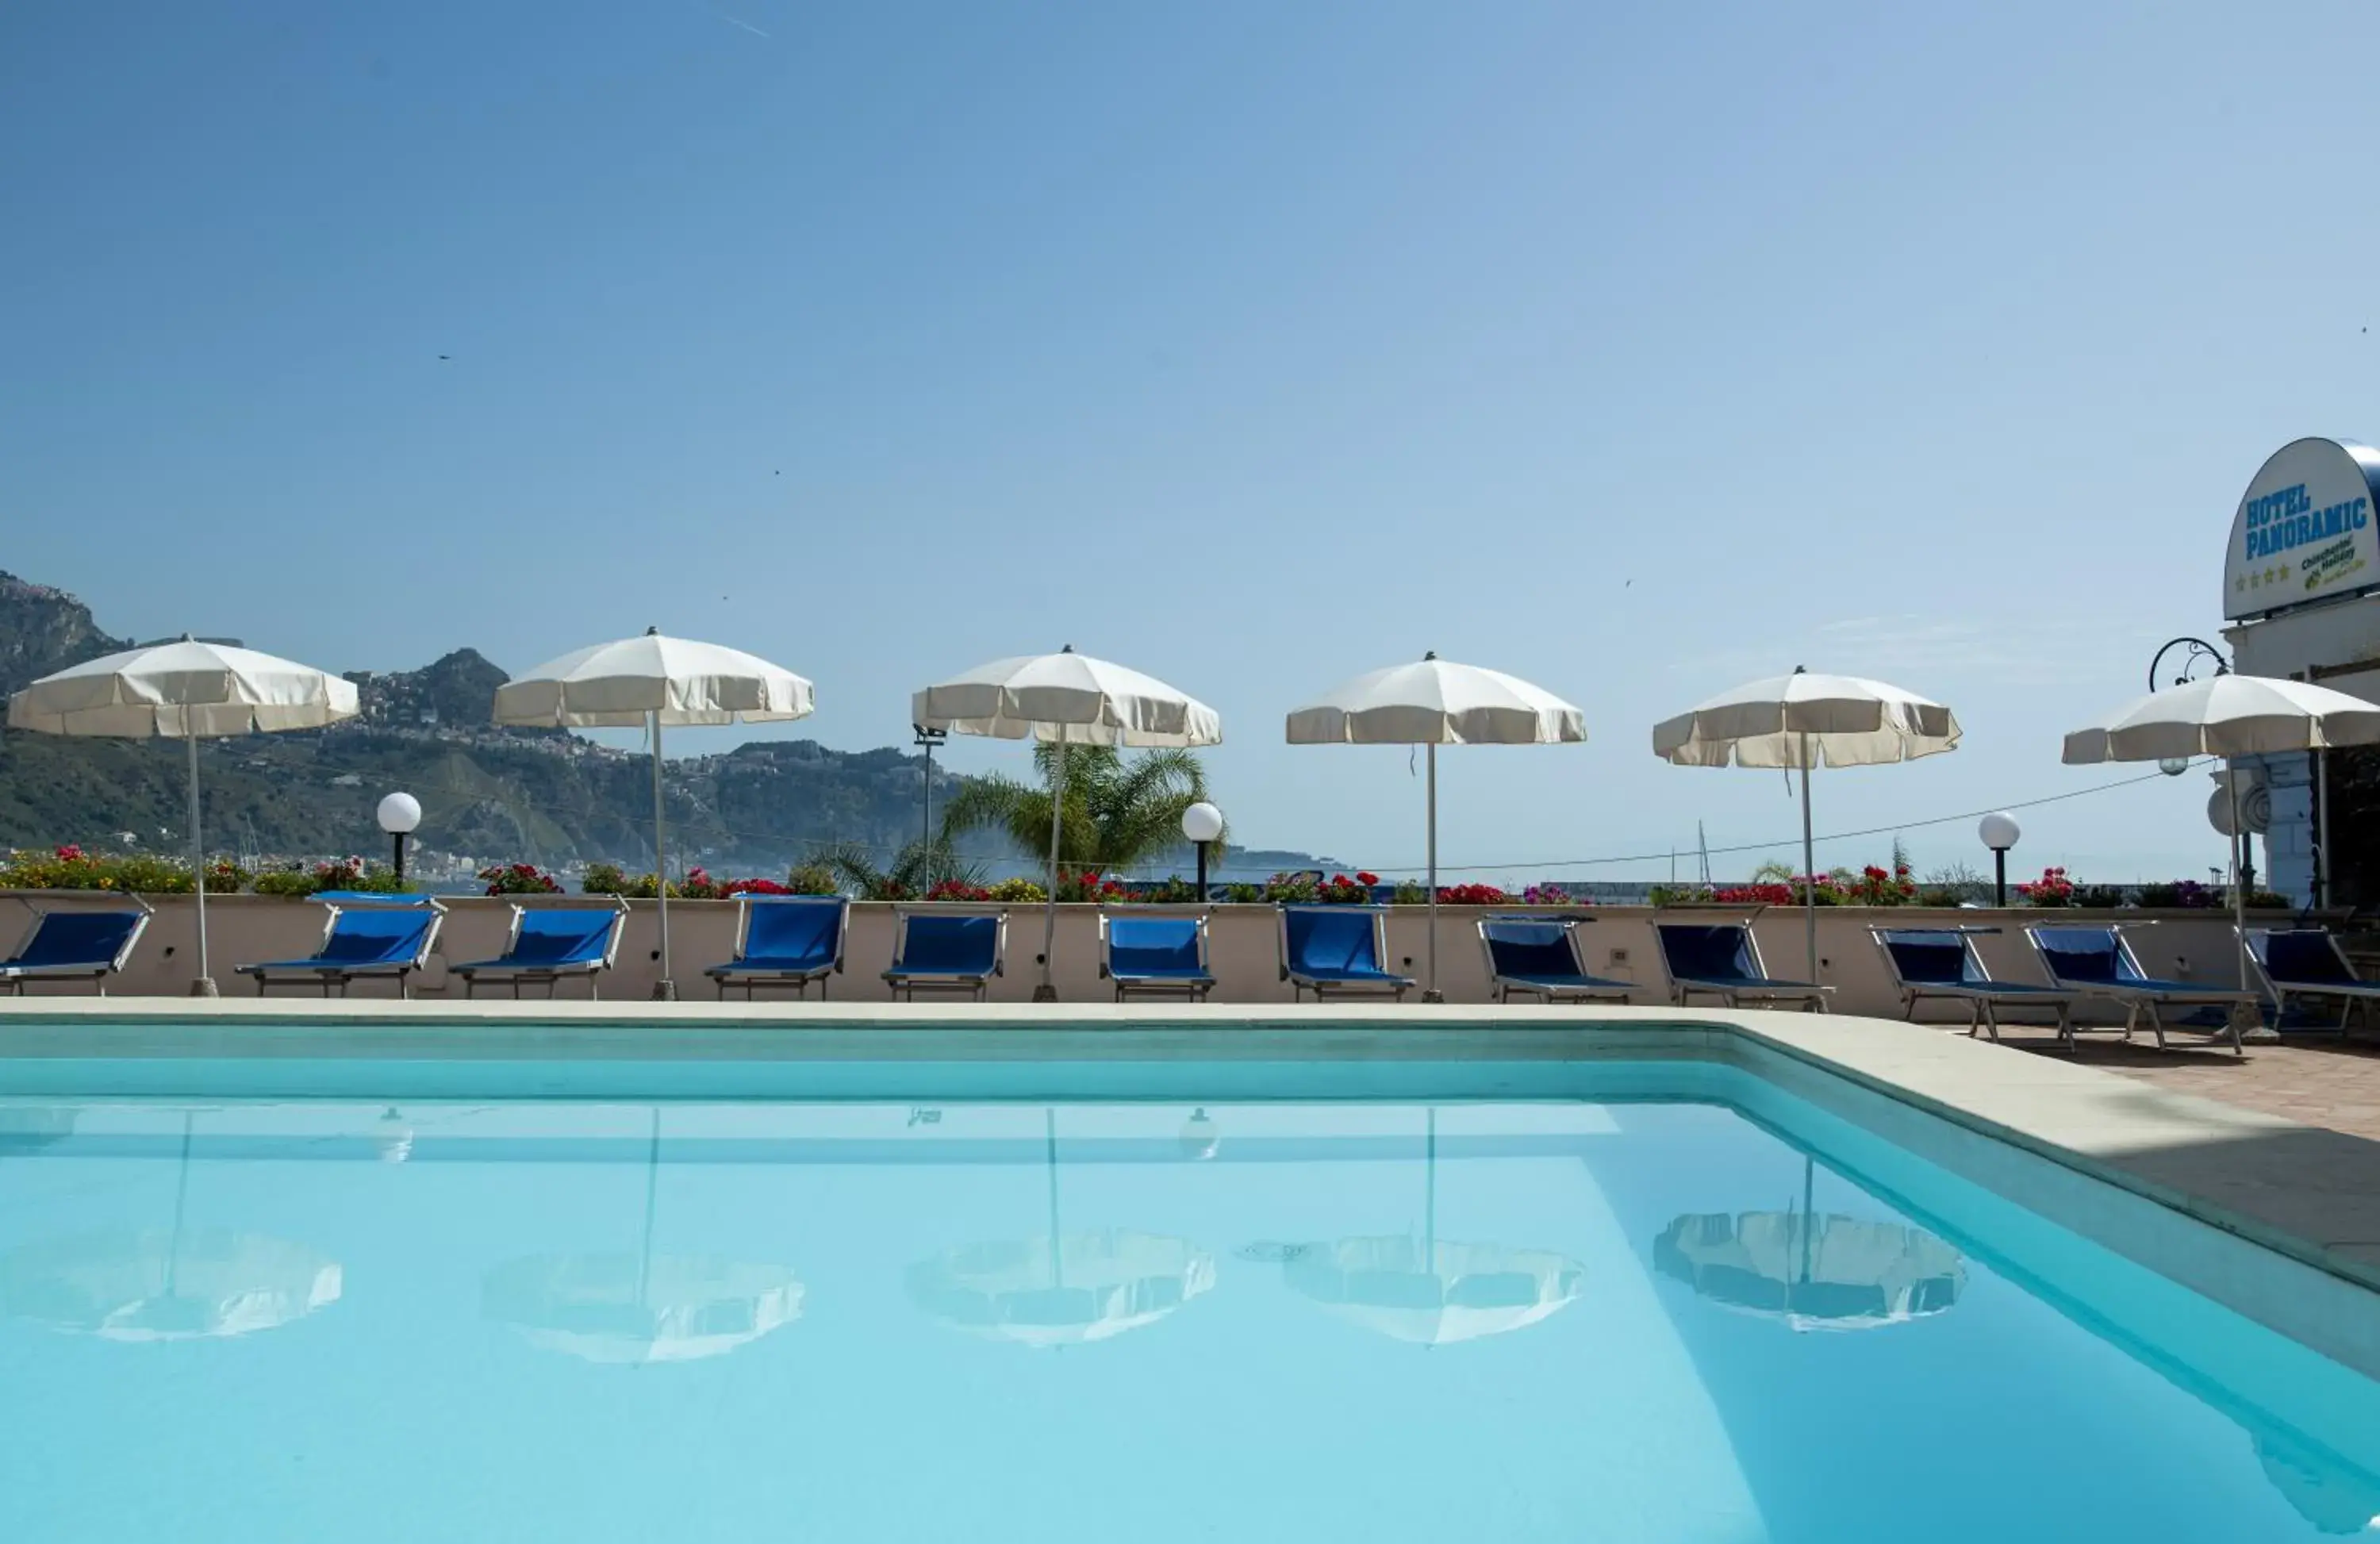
[2073, 885, 2127, 909]
[787, 863, 841, 896]
[987, 877, 1046, 903]
[1223, 882, 1263, 904]
[252, 866, 317, 898]
[1131, 878, 1202, 905]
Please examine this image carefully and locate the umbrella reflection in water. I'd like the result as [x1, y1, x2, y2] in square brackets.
[1655, 1154, 1964, 1332]
[1278, 1108, 1587, 1347]
[483, 1108, 803, 1365]
[908, 1109, 1215, 1348]
[0, 1110, 341, 1341]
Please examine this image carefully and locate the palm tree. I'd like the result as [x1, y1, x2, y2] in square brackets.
[936, 744, 1217, 881]
[817, 840, 983, 901]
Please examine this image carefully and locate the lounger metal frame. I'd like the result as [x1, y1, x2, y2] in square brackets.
[1276, 905, 1412, 1003]
[706, 895, 850, 1001]
[1654, 920, 1832, 1012]
[2023, 921, 2251, 1055]
[455, 898, 631, 1000]
[1097, 909, 1215, 1002]
[0, 893, 153, 997]
[882, 906, 1008, 1002]
[1475, 916, 1631, 1004]
[1868, 924, 2075, 1044]
[238, 894, 448, 999]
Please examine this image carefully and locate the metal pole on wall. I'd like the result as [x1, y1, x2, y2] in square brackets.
[1798, 732, 1818, 983]
[2318, 748, 2333, 908]
[651, 709, 674, 1001]
[1424, 741, 1441, 1003]
[1994, 850, 2006, 908]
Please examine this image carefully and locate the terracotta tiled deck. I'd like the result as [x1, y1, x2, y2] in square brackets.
[1983, 1025, 2380, 1142]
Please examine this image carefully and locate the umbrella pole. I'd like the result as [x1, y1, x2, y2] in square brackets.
[638, 1107, 661, 1308]
[1423, 1106, 1436, 1262]
[651, 711, 674, 1001]
[185, 730, 216, 997]
[1046, 1108, 1062, 1288]
[1424, 742, 1441, 1002]
[1798, 732, 1818, 984]
[2231, 773, 2262, 1043]
[1036, 744, 1066, 1002]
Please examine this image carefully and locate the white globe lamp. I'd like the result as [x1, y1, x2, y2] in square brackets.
[1978, 812, 2020, 907]
[1181, 801, 1223, 900]
[377, 792, 422, 884]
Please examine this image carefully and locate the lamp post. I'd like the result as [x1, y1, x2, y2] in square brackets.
[912, 724, 946, 847]
[1979, 811, 2019, 907]
[377, 792, 422, 884]
[1181, 801, 1223, 901]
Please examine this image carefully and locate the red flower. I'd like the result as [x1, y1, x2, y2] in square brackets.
[1356, 872, 1380, 886]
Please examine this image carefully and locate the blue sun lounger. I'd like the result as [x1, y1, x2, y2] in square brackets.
[1477, 916, 1632, 1003]
[2024, 924, 2254, 1054]
[451, 900, 630, 999]
[1654, 922, 1831, 1012]
[1869, 925, 2077, 1044]
[0, 897, 152, 996]
[705, 896, 848, 1000]
[883, 908, 1006, 1001]
[2244, 927, 2380, 1033]
[1099, 912, 1216, 1001]
[1278, 905, 1413, 1002]
[235, 893, 447, 998]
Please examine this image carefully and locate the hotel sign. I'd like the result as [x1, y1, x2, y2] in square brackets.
[2225, 436, 2380, 620]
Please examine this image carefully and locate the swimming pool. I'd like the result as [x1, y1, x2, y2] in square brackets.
[0, 1035, 2375, 1542]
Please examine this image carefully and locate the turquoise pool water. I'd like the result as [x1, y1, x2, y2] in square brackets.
[0, 1053, 2374, 1542]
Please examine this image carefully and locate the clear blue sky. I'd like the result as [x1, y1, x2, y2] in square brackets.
[6, 2, 2376, 881]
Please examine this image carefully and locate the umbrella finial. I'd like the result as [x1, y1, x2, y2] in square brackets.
[1060, 643, 1074, 653]
[1423, 650, 1437, 661]
[645, 625, 660, 636]
[1792, 663, 1806, 674]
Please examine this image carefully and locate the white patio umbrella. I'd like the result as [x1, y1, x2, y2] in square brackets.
[1286, 653, 1584, 1000]
[6, 637, 359, 994]
[0, 1112, 342, 1341]
[483, 1109, 804, 1365]
[913, 647, 1222, 1001]
[493, 628, 815, 999]
[907, 1111, 1214, 1347]
[2063, 673, 2380, 1030]
[1653, 1155, 1964, 1333]
[1654, 667, 1960, 981]
[1279, 1109, 1585, 1346]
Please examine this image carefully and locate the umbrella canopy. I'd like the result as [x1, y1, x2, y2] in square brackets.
[1652, 670, 1959, 769]
[908, 1229, 1217, 1349]
[492, 628, 816, 997]
[1283, 1235, 1585, 1346]
[914, 647, 1221, 999]
[6, 637, 359, 993]
[1285, 656, 1586, 747]
[2062, 672, 2380, 1035]
[912, 648, 1221, 747]
[0, 1229, 343, 1341]
[490, 631, 815, 728]
[1654, 668, 1959, 980]
[1653, 1210, 1964, 1332]
[1287, 654, 1585, 999]
[482, 1252, 804, 1365]
[2060, 674, 2380, 763]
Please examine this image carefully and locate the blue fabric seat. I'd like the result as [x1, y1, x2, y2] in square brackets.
[236, 894, 445, 998]
[706, 897, 848, 1000]
[2025, 924, 2252, 1054]
[884, 911, 1006, 1001]
[1477, 917, 1631, 1004]
[1278, 906, 1412, 1001]
[2245, 928, 2380, 1033]
[0, 905, 151, 996]
[1100, 914, 1216, 1001]
[1869, 926, 2076, 1043]
[1654, 923, 1830, 1012]
[451, 903, 628, 999]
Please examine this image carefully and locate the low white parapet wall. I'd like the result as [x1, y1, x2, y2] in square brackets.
[3, 894, 2286, 1013]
